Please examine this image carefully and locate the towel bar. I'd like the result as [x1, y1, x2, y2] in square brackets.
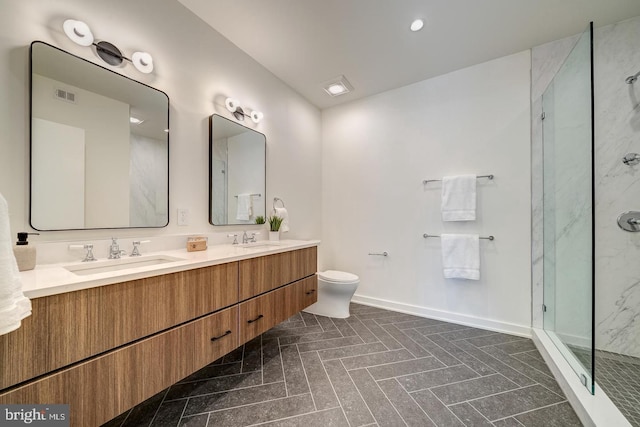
[423, 174, 493, 184]
[368, 251, 389, 256]
[234, 193, 261, 198]
[423, 234, 494, 241]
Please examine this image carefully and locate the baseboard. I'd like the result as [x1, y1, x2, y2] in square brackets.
[351, 294, 531, 338]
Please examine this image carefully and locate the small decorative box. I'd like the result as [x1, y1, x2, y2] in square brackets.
[187, 236, 207, 252]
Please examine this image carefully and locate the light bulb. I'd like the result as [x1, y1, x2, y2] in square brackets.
[410, 19, 424, 32]
[225, 98, 240, 113]
[132, 51, 154, 74]
[327, 84, 346, 95]
[250, 110, 263, 123]
[63, 19, 94, 46]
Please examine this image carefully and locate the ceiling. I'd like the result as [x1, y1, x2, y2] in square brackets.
[178, 0, 640, 109]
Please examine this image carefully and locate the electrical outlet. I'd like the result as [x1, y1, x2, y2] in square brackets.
[177, 208, 189, 226]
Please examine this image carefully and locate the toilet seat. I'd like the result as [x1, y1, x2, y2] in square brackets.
[318, 270, 359, 285]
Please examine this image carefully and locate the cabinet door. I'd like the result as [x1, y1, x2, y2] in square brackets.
[238, 247, 317, 300]
[239, 291, 276, 345]
[0, 262, 239, 390]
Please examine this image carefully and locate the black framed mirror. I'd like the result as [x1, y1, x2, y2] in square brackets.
[30, 41, 169, 230]
[209, 114, 266, 225]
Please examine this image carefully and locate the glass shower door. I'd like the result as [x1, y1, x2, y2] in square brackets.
[542, 23, 594, 393]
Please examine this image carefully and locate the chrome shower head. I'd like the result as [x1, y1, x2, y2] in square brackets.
[626, 71, 640, 84]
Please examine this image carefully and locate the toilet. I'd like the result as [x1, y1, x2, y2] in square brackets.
[304, 270, 360, 318]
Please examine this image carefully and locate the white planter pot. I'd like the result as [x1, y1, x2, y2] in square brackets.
[269, 231, 280, 241]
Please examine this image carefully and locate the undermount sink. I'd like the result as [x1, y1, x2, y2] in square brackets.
[239, 242, 282, 250]
[65, 255, 184, 276]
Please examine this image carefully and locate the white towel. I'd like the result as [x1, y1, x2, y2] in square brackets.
[441, 175, 476, 221]
[441, 234, 480, 280]
[274, 207, 289, 233]
[0, 193, 31, 336]
[236, 194, 252, 221]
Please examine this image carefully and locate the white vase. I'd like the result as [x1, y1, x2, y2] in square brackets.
[269, 231, 280, 241]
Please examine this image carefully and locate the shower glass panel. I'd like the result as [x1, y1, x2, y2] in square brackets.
[542, 23, 594, 393]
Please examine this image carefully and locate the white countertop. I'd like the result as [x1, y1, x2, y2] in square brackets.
[21, 240, 320, 299]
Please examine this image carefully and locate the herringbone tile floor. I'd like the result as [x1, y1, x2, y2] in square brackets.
[103, 303, 582, 426]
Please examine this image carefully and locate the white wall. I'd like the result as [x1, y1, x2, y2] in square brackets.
[321, 51, 532, 335]
[0, 0, 321, 251]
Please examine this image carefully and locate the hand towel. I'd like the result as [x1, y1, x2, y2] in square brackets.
[441, 175, 476, 221]
[441, 234, 480, 280]
[0, 193, 32, 336]
[236, 194, 252, 221]
[274, 207, 289, 232]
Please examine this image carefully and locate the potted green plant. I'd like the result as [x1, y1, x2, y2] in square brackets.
[255, 215, 265, 225]
[267, 215, 283, 241]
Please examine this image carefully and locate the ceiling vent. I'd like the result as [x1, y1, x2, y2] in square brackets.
[54, 88, 76, 103]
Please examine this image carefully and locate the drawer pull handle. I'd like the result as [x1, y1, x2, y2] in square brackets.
[211, 330, 232, 342]
[306, 289, 316, 295]
[247, 314, 264, 324]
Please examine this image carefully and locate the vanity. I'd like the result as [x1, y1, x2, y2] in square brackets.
[0, 241, 318, 426]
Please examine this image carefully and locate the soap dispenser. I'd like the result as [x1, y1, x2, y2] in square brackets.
[13, 232, 39, 272]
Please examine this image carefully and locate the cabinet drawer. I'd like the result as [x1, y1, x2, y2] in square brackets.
[239, 247, 317, 300]
[0, 307, 239, 427]
[0, 262, 239, 390]
[275, 275, 318, 324]
[193, 306, 239, 370]
[301, 275, 318, 310]
[0, 316, 196, 427]
[239, 292, 276, 344]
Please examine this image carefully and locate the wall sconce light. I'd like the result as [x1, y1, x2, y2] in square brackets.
[63, 19, 154, 74]
[225, 97, 263, 123]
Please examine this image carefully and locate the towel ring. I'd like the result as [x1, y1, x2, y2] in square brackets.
[273, 197, 285, 210]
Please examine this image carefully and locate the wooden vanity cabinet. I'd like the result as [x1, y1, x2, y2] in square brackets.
[0, 246, 317, 426]
[0, 262, 238, 390]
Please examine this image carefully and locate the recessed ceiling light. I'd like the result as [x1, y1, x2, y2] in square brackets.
[130, 117, 144, 125]
[327, 84, 347, 95]
[322, 75, 353, 97]
[410, 19, 424, 32]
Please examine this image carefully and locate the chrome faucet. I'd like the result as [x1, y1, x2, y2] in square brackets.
[242, 231, 259, 244]
[108, 238, 126, 259]
[82, 244, 96, 262]
[130, 241, 142, 257]
[68, 243, 97, 262]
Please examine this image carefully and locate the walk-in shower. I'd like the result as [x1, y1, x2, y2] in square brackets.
[538, 19, 640, 427]
[541, 22, 595, 394]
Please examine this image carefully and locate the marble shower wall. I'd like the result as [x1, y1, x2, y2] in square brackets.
[532, 16, 640, 358]
[593, 17, 640, 358]
[129, 133, 169, 227]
